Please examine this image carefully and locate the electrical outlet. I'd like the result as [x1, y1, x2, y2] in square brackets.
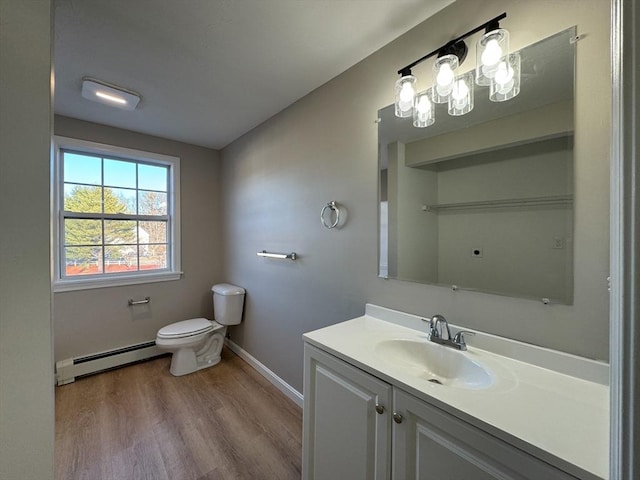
[471, 247, 483, 258]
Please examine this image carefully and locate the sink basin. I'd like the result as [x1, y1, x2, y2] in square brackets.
[374, 338, 493, 389]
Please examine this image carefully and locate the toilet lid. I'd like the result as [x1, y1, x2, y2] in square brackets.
[157, 318, 214, 339]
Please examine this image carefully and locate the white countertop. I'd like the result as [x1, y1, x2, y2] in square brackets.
[303, 305, 609, 480]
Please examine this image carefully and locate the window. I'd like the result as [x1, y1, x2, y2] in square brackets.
[53, 137, 181, 291]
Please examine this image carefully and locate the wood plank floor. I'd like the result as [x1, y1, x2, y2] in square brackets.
[55, 348, 302, 480]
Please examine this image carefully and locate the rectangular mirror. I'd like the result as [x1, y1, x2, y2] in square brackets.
[379, 27, 575, 304]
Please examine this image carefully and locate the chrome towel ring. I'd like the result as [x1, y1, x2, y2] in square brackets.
[321, 201, 340, 229]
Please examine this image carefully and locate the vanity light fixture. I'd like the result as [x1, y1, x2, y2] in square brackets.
[81, 77, 141, 111]
[394, 12, 520, 128]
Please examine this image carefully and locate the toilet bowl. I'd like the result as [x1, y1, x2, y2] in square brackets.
[156, 283, 245, 376]
[156, 318, 227, 376]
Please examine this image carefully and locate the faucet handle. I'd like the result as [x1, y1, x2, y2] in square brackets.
[452, 330, 476, 349]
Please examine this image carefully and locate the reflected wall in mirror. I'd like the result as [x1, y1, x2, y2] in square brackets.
[379, 27, 575, 304]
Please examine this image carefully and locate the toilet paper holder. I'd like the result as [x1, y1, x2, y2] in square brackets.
[128, 297, 150, 306]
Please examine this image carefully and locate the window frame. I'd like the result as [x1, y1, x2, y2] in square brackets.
[52, 136, 182, 292]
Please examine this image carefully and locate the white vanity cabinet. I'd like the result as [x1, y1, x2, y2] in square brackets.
[303, 344, 392, 480]
[304, 343, 581, 480]
[392, 388, 578, 480]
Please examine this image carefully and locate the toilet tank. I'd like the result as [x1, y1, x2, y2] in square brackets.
[211, 283, 245, 325]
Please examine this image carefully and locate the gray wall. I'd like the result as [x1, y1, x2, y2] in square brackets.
[221, 0, 611, 394]
[0, 1, 54, 478]
[53, 116, 223, 362]
[434, 138, 573, 303]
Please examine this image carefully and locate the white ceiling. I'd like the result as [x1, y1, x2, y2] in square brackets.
[54, 0, 454, 149]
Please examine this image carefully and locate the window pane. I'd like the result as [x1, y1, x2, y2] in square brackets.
[63, 152, 101, 185]
[140, 244, 167, 271]
[64, 185, 103, 213]
[138, 191, 167, 216]
[105, 187, 136, 214]
[105, 188, 138, 215]
[64, 246, 103, 276]
[138, 164, 168, 192]
[104, 220, 137, 244]
[139, 220, 167, 243]
[105, 245, 138, 273]
[104, 158, 136, 188]
[64, 219, 102, 245]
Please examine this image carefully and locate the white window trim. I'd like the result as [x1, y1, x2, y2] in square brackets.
[52, 136, 182, 292]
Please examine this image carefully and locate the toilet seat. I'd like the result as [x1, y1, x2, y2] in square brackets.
[157, 317, 216, 339]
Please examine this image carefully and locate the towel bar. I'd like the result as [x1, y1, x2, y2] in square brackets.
[257, 250, 297, 260]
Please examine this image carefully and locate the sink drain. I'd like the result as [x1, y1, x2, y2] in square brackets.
[428, 378, 443, 385]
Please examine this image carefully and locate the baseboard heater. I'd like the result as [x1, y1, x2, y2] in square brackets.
[55, 341, 164, 386]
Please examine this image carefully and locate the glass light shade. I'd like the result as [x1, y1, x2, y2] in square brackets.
[394, 75, 417, 117]
[490, 52, 521, 102]
[476, 28, 510, 86]
[432, 55, 459, 103]
[448, 71, 474, 116]
[413, 89, 435, 128]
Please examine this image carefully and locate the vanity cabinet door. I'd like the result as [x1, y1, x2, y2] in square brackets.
[392, 389, 579, 480]
[303, 344, 392, 480]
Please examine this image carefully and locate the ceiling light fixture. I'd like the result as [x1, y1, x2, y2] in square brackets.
[394, 12, 520, 128]
[81, 77, 141, 111]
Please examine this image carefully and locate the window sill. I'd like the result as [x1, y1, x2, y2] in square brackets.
[53, 271, 183, 292]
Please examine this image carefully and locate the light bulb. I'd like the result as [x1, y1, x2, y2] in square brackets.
[451, 79, 469, 108]
[494, 61, 514, 94]
[413, 90, 434, 128]
[398, 81, 415, 112]
[436, 64, 455, 98]
[494, 61, 514, 84]
[416, 96, 431, 118]
[395, 75, 417, 117]
[448, 72, 474, 116]
[437, 64, 454, 87]
[476, 29, 509, 86]
[433, 55, 459, 103]
[481, 39, 502, 66]
[452, 80, 468, 99]
[399, 81, 414, 102]
[489, 52, 520, 102]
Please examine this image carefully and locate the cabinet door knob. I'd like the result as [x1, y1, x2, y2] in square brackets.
[393, 412, 403, 424]
[375, 403, 385, 415]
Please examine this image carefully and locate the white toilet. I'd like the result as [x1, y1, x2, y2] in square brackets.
[156, 283, 245, 376]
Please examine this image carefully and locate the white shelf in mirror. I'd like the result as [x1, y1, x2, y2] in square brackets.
[424, 194, 573, 212]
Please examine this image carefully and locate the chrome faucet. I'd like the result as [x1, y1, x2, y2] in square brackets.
[429, 314, 451, 341]
[422, 314, 475, 351]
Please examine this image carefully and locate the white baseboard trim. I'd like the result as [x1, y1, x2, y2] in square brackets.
[225, 339, 303, 408]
